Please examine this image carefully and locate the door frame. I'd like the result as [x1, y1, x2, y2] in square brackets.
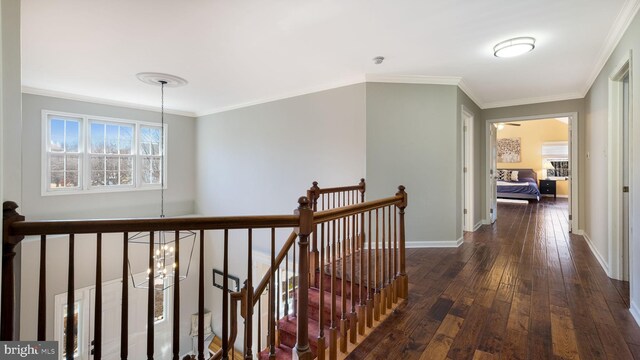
[485, 112, 579, 232]
[462, 105, 475, 232]
[608, 51, 633, 281]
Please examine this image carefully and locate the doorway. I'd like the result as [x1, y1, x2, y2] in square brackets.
[485, 113, 579, 232]
[608, 55, 632, 296]
[462, 106, 475, 232]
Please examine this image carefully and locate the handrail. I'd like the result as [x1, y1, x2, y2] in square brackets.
[313, 195, 403, 223]
[252, 230, 297, 305]
[7, 214, 299, 236]
[316, 184, 363, 194]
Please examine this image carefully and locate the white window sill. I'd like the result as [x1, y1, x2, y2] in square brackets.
[41, 184, 167, 197]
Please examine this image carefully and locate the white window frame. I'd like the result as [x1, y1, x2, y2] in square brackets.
[42, 110, 168, 196]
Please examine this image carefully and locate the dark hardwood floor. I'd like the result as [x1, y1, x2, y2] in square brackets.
[347, 198, 640, 359]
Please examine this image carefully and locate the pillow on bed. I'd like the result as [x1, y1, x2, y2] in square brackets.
[510, 170, 519, 181]
[497, 170, 508, 181]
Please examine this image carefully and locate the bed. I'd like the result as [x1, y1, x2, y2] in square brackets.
[496, 168, 541, 201]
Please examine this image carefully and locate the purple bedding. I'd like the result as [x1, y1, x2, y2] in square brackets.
[497, 177, 541, 199]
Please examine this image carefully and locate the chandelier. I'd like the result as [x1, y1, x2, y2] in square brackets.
[129, 73, 195, 290]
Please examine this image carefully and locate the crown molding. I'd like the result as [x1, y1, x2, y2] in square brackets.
[482, 92, 584, 109]
[196, 76, 366, 117]
[581, 0, 640, 96]
[365, 74, 462, 86]
[457, 79, 486, 109]
[22, 86, 197, 117]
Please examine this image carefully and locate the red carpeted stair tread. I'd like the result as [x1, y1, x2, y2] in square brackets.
[307, 287, 352, 326]
[277, 315, 328, 355]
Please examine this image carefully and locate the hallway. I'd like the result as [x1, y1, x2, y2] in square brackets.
[348, 199, 640, 359]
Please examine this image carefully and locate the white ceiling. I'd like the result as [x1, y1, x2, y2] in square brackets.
[21, 0, 639, 116]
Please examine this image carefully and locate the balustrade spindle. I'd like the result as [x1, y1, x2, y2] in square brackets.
[317, 221, 326, 359]
[293, 234, 297, 318]
[349, 214, 357, 344]
[340, 216, 347, 352]
[382, 207, 388, 315]
[221, 229, 230, 360]
[258, 297, 262, 354]
[330, 219, 338, 360]
[37, 235, 46, 341]
[95, 233, 103, 360]
[374, 209, 380, 321]
[393, 208, 398, 303]
[269, 229, 276, 359]
[173, 231, 180, 360]
[366, 211, 373, 328]
[147, 232, 155, 360]
[121, 233, 129, 360]
[199, 230, 207, 360]
[66, 234, 75, 360]
[284, 252, 289, 319]
[387, 207, 393, 309]
[245, 229, 253, 360]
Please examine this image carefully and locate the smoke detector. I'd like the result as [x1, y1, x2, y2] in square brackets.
[373, 56, 385, 65]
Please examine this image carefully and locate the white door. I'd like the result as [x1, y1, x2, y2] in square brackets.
[89, 282, 122, 360]
[489, 124, 498, 223]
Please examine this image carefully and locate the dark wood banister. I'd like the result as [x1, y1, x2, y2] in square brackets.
[2, 181, 407, 360]
[7, 215, 299, 236]
[313, 195, 403, 223]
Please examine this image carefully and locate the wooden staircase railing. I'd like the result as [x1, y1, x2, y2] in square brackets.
[1, 180, 407, 360]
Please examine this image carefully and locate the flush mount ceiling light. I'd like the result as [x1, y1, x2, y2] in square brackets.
[493, 37, 536, 58]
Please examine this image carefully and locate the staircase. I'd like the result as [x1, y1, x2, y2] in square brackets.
[2, 179, 408, 360]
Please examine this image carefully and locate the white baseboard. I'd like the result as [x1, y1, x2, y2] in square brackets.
[482, 219, 491, 225]
[572, 229, 584, 236]
[582, 231, 611, 276]
[473, 221, 483, 231]
[406, 237, 463, 248]
[631, 301, 640, 327]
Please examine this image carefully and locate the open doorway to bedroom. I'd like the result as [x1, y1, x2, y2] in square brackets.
[486, 113, 579, 233]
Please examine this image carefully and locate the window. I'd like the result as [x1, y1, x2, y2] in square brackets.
[541, 141, 569, 178]
[43, 111, 167, 195]
[279, 269, 298, 315]
[46, 116, 82, 190]
[89, 121, 134, 187]
[140, 126, 163, 185]
[547, 159, 570, 178]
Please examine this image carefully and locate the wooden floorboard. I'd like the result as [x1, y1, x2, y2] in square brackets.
[345, 198, 640, 359]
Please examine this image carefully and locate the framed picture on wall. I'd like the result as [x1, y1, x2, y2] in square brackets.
[497, 137, 521, 163]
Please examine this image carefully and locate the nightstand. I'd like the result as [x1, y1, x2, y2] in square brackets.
[539, 179, 557, 199]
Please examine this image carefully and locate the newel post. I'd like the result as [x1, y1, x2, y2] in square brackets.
[358, 178, 366, 202]
[293, 197, 314, 360]
[2, 201, 25, 341]
[395, 186, 408, 299]
[308, 182, 320, 286]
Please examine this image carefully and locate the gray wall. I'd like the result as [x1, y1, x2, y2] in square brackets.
[457, 88, 484, 229]
[366, 82, 460, 245]
[2, 0, 21, 205]
[1, 0, 22, 337]
[196, 83, 366, 351]
[481, 98, 585, 226]
[583, 8, 640, 316]
[196, 83, 366, 219]
[21, 94, 197, 220]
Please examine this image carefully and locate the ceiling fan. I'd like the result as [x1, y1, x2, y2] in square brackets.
[496, 122, 520, 130]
